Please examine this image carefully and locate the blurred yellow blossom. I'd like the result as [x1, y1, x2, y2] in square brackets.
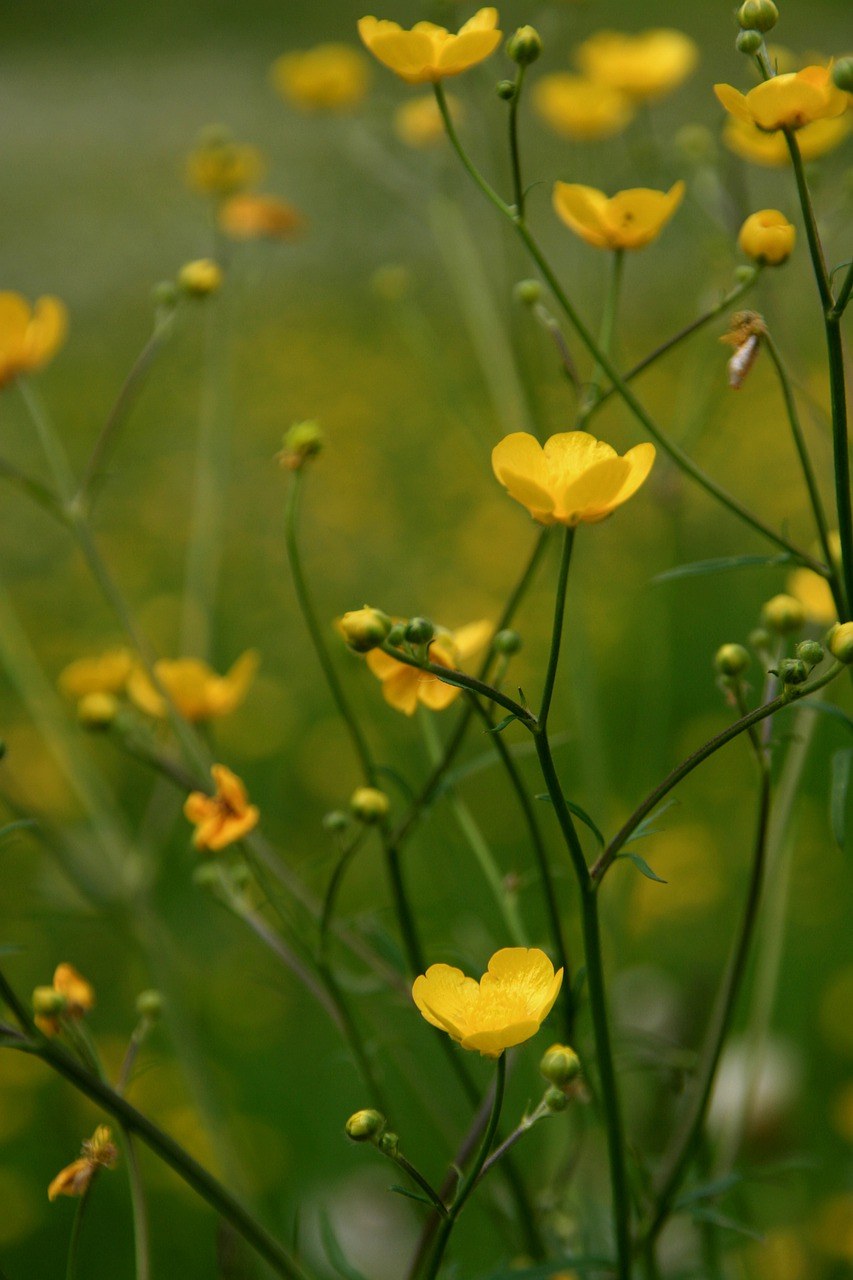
[218, 194, 305, 241]
[58, 647, 134, 700]
[723, 114, 850, 165]
[272, 44, 370, 112]
[745, 1230, 810, 1280]
[812, 1193, 853, 1261]
[366, 620, 492, 715]
[186, 131, 265, 198]
[127, 651, 258, 722]
[832, 1080, 853, 1142]
[178, 259, 223, 296]
[552, 181, 684, 250]
[394, 93, 461, 147]
[33, 963, 95, 1037]
[0, 293, 67, 389]
[787, 567, 837, 625]
[714, 65, 847, 132]
[357, 9, 501, 84]
[48, 1126, 117, 1201]
[738, 210, 796, 265]
[413, 946, 563, 1057]
[532, 74, 634, 141]
[492, 431, 655, 526]
[184, 764, 259, 852]
[574, 29, 698, 101]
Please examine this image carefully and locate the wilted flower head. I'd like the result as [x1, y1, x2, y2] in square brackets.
[358, 9, 501, 84]
[0, 293, 67, 389]
[218, 194, 304, 241]
[714, 65, 847, 132]
[184, 764, 259, 852]
[48, 1126, 118, 1201]
[575, 28, 698, 101]
[413, 947, 563, 1057]
[186, 129, 265, 198]
[366, 619, 492, 715]
[532, 74, 634, 141]
[127, 652, 258, 722]
[552, 181, 684, 250]
[723, 114, 850, 166]
[272, 44, 371, 112]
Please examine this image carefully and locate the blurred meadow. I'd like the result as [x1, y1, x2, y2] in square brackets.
[0, 0, 852, 1277]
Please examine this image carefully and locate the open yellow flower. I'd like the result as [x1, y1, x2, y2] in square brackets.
[532, 74, 634, 141]
[492, 431, 655, 526]
[413, 947, 563, 1057]
[186, 133, 265, 198]
[127, 651, 258, 722]
[0, 294, 67, 389]
[184, 764, 259, 852]
[272, 44, 371, 112]
[714, 65, 847, 132]
[738, 210, 796, 265]
[58, 647, 134, 700]
[723, 114, 850, 166]
[218, 194, 304, 241]
[33, 963, 95, 1037]
[357, 9, 501, 84]
[48, 1126, 118, 1201]
[575, 29, 698, 101]
[366, 620, 492, 715]
[552, 181, 684, 250]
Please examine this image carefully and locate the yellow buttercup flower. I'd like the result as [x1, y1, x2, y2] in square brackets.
[714, 65, 847, 132]
[787, 567, 836, 625]
[58, 647, 134, 700]
[272, 44, 371, 112]
[186, 131, 265, 198]
[413, 947, 563, 1058]
[738, 210, 796, 265]
[394, 93, 462, 147]
[33, 963, 95, 1037]
[575, 29, 698, 101]
[357, 9, 501, 85]
[532, 74, 634, 141]
[553, 181, 684, 251]
[723, 114, 851, 166]
[218, 194, 304, 241]
[366, 620, 492, 715]
[492, 431, 655, 526]
[48, 1126, 118, 1201]
[0, 293, 67, 389]
[127, 651, 258, 722]
[184, 764, 259, 852]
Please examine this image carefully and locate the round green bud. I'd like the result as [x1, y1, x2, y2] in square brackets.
[514, 279, 542, 307]
[192, 863, 222, 891]
[734, 264, 759, 285]
[136, 990, 163, 1020]
[827, 621, 853, 664]
[377, 1130, 399, 1156]
[778, 658, 808, 686]
[795, 640, 824, 668]
[761, 593, 805, 635]
[544, 1085, 569, 1113]
[496, 79, 516, 101]
[539, 1043, 581, 1087]
[350, 786, 390, 823]
[152, 281, 178, 311]
[714, 643, 751, 678]
[386, 623, 406, 647]
[749, 627, 772, 652]
[735, 29, 764, 55]
[279, 420, 323, 471]
[32, 986, 67, 1017]
[229, 862, 252, 891]
[405, 617, 435, 646]
[77, 691, 119, 730]
[506, 26, 543, 67]
[737, 0, 778, 33]
[493, 628, 522, 656]
[322, 809, 350, 833]
[339, 606, 392, 653]
[832, 58, 853, 95]
[345, 1109, 385, 1142]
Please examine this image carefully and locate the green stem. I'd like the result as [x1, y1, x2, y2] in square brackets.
[783, 128, 832, 310]
[508, 67, 526, 218]
[66, 1182, 96, 1280]
[434, 83, 510, 220]
[124, 1136, 151, 1280]
[539, 528, 575, 728]
[378, 643, 535, 729]
[319, 830, 369, 957]
[0, 455, 67, 520]
[578, 250, 623, 426]
[833, 262, 853, 317]
[387, 1150, 448, 1217]
[18, 378, 76, 502]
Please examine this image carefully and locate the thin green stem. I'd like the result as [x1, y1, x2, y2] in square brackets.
[578, 250, 623, 426]
[833, 261, 853, 318]
[378, 643, 535, 729]
[0, 455, 67, 520]
[387, 1150, 448, 1217]
[475, 1095, 552, 1187]
[124, 1137, 151, 1280]
[783, 129, 832, 310]
[66, 1182, 95, 1280]
[18, 378, 76, 502]
[539, 528, 575, 728]
[319, 830, 369, 957]
[508, 68, 527, 218]
[433, 83, 510, 219]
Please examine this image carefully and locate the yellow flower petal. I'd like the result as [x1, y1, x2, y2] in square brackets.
[271, 44, 370, 112]
[533, 74, 634, 141]
[552, 183, 612, 248]
[412, 963, 481, 1037]
[451, 619, 493, 662]
[603, 181, 685, 249]
[723, 114, 851, 165]
[358, 9, 501, 83]
[576, 28, 698, 101]
[715, 65, 848, 132]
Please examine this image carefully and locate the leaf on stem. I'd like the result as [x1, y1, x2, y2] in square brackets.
[622, 798, 679, 846]
[616, 852, 667, 883]
[535, 795, 604, 847]
[652, 553, 793, 585]
[388, 1184, 439, 1209]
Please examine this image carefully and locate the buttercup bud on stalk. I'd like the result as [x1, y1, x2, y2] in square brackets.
[714, 643, 751, 678]
[733, 265, 758, 286]
[496, 79, 517, 101]
[796, 640, 824, 668]
[178, 258, 223, 297]
[322, 809, 350, 833]
[386, 623, 406, 647]
[493, 628, 522, 656]
[514, 279, 542, 307]
[738, 210, 796, 266]
[540, 1043, 581, 1087]
[737, 0, 779, 33]
[404, 616, 435, 646]
[778, 658, 808, 686]
[339, 606, 392, 652]
[152, 281, 179, 311]
[136, 990, 163, 1021]
[350, 786, 390, 823]
[827, 622, 853, 664]
[749, 627, 772, 653]
[279, 420, 324, 471]
[761, 593, 806, 635]
[544, 1085, 569, 1113]
[736, 30, 764, 56]
[377, 1130, 399, 1156]
[32, 987, 67, 1018]
[832, 58, 853, 94]
[77, 691, 119, 729]
[506, 26, 542, 67]
[345, 1109, 385, 1142]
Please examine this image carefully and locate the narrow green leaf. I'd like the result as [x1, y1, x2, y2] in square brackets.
[319, 1210, 369, 1280]
[653, 553, 792, 585]
[689, 1206, 763, 1241]
[803, 699, 853, 735]
[489, 713, 519, 734]
[388, 1184, 436, 1209]
[617, 852, 667, 884]
[675, 1172, 741, 1208]
[0, 818, 37, 844]
[534, 796, 604, 847]
[623, 798, 678, 846]
[830, 747, 853, 848]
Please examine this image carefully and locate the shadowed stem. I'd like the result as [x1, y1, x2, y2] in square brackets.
[508, 66, 527, 218]
[65, 1182, 96, 1280]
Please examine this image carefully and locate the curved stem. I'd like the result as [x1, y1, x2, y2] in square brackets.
[378, 644, 535, 729]
[578, 250, 623, 426]
[387, 1150, 448, 1217]
[508, 68, 526, 218]
[539, 528, 575, 728]
[66, 1182, 95, 1280]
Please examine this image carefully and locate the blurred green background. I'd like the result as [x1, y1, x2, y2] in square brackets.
[0, 1, 851, 1276]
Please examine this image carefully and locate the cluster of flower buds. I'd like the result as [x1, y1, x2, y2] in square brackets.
[539, 1043, 582, 1111]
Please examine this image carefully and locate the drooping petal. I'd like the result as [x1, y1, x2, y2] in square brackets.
[380, 664, 422, 715]
[713, 82, 753, 124]
[416, 671, 461, 711]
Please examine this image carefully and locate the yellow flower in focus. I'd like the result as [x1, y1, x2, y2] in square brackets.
[218, 194, 305, 241]
[0, 294, 67, 390]
[738, 210, 796, 265]
[186, 132, 265, 198]
[272, 44, 370, 112]
[723, 114, 850, 166]
[575, 29, 698, 101]
[412, 947, 563, 1057]
[58, 647, 134, 700]
[357, 9, 501, 85]
[366, 620, 492, 715]
[127, 651, 258, 722]
[394, 93, 461, 147]
[184, 764, 260, 852]
[532, 74, 634, 141]
[33, 963, 95, 1037]
[48, 1126, 118, 1201]
[553, 181, 684, 250]
[714, 65, 847, 132]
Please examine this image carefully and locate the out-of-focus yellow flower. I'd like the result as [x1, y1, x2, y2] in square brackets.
[0, 294, 67, 389]
[493, 431, 655, 527]
[812, 1193, 853, 1261]
[218, 194, 305, 241]
[552, 181, 684, 250]
[33, 964, 95, 1037]
[48, 1126, 117, 1201]
[394, 93, 461, 147]
[272, 44, 370, 112]
[186, 132, 265, 198]
[184, 764, 259, 852]
[532, 74, 634, 141]
[787, 567, 836, 625]
[575, 29, 698, 101]
[58, 647, 134, 700]
[738, 210, 796, 265]
[366, 620, 492, 715]
[357, 9, 501, 84]
[714, 65, 847, 132]
[412, 947, 563, 1057]
[127, 652, 258, 722]
[178, 259, 223, 297]
[723, 114, 850, 165]
[745, 1230, 810, 1280]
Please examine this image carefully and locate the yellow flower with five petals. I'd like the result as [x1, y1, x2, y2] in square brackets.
[575, 29, 698, 101]
[0, 293, 67, 390]
[714, 65, 847, 132]
[366, 620, 492, 715]
[127, 651, 258, 722]
[184, 764, 259, 852]
[552, 181, 684, 251]
[357, 9, 501, 84]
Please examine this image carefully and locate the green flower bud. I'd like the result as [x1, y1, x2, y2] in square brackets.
[749, 627, 772, 652]
[493, 629, 522, 656]
[279, 420, 323, 471]
[322, 809, 350, 833]
[539, 1043, 581, 1087]
[377, 1130, 399, 1156]
[737, 0, 778, 33]
[544, 1085, 569, 1113]
[827, 622, 853, 664]
[733, 265, 759, 285]
[674, 124, 716, 163]
[32, 986, 67, 1017]
[506, 26, 542, 67]
[795, 640, 824, 668]
[735, 29, 764, 55]
[350, 786, 390, 823]
[761, 593, 805, 635]
[192, 863, 222, 891]
[778, 658, 808, 686]
[386, 623, 406, 647]
[496, 79, 516, 100]
[136, 990, 163, 1021]
[345, 1109, 386, 1142]
[339, 606, 393, 653]
[832, 58, 853, 95]
[405, 617, 435, 646]
[714, 643, 751, 678]
[514, 279, 542, 307]
[152, 281, 178, 311]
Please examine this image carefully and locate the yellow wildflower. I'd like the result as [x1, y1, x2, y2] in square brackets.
[178, 259, 223, 297]
[127, 651, 258, 722]
[532, 74, 634, 141]
[552, 181, 684, 250]
[186, 132, 265, 198]
[575, 29, 698, 101]
[394, 93, 462, 147]
[787, 532, 840, 625]
[58, 647, 134, 700]
[272, 44, 370, 112]
[184, 764, 259, 852]
[357, 9, 501, 85]
[723, 114, 850, 166]
[0, 293, 67, 389]
[366, 620, 492, 715]
[413, 947, 563, 1058]
[218, 194, 304, 241]
[714, 65, 847, 132]
[492, 431, 655, 526]
[48, 1126, 118, 1201]
[33, 963, 95, 1037]
[738, 210, 796, 265]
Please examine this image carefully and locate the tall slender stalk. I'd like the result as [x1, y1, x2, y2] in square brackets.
[578, 249, 624, 426]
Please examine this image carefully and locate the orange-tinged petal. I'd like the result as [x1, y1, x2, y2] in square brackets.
[211, 764, 248, 813]
[204, 806, 259, 851]
[365, 647, 404, 681]
[0, 293, 31, 341]
[416, 671, 462, 711]
[25, 297, 68, 369]
[53, 964, 94, 1014]
[48, 1158, 93, 1201]
[552, 182, 610, 247]
[184, 791, 215, 824]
